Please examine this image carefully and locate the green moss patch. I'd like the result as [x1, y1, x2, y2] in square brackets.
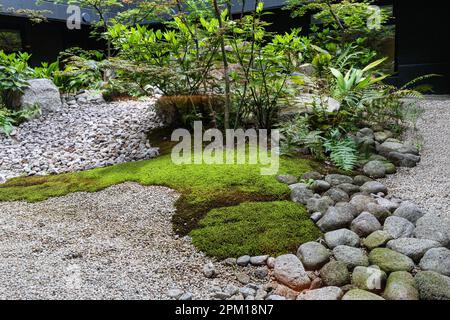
[0, 153, 317, 238]
[190, 201, 322, 259]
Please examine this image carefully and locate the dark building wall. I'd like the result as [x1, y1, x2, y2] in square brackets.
[0, 15, 104, 66]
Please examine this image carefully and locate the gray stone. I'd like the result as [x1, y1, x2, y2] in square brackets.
[265, 295, 286, 300]
[325, 174, 353, 186]
[203, 262, 216, 278]
[349, 194, 375, 213]
[179, 292, 193, 300]
[335, 202, 359, 217]
[273, 254, 311, 291]
[254, 267, 269, 279]
[317, 207, 354, 232]
[222, 258, 237, 266]
[369, 248, 415, 273]
[383, 162, 397, 174]
[240, 287, 256, 298]
[302, 171, 324, 180]
[223, 284, 239, 297]
[337, 183, 360, 195]
[320, 261, 351, 287]
[351, 212, 382, 237]
[323, 187, 350, 203]
[276, 174, 298, 185]
[236, 272, 250, 285]
[10, 79, 62, 115]
[267, 257, 276, 269]
[363, 160, 387, 178]
[0, 174, 6, 184]
[384, 216, 415, 239]
[167, 288, 184, 299]
[297, 242, 330, 270]
[366, 202, 391, 222]
[342, 289, 384, 300]
[306, 196, 334, 214]
[353, 175, 372, 186]
[377, 139, 419, 157]
[360, 181, 388, 195]
[291, 185, 314, 205]
[419, 247, 450, 276]
[415, 271, 450, 300]
[376, 197, 400, 212]
[310, 212, 322, 222]
[324, 229, 360, 249]
[237, 255, 251, 266]
[333, 245, 369, 269]
[352, 266, 387, 292]
[393, 201, 425, 224]
[363, 230, 392, 250]
[383, 271, 419, 300]
[374, 130, 393, 143]
[387, 238, 441, 262]
[310, 180, 331, 193]
[297, 286, 343, 300]
[250, 255, 269, 266]
[414, 211, 450, 246]
[387, 151, 421, 167]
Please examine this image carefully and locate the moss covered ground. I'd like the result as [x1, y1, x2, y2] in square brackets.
[0, 150, 323, 257]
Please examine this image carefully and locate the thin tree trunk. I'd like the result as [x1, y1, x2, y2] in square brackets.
[212, 0, 231, 130]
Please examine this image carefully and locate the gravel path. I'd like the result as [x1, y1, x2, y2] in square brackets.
[381, 97, 450, 214]
[0, 183, 236, 300]
[0, 99, 161, 181]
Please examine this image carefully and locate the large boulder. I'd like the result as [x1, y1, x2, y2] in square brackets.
[324, 229, 360, 249]
[10, 78, 61, 115]
[320, 261, 351, 287]
[368, 248, 415, 273]
[317, 206, 354, 232]
[342, 289, 384, 300]
[419, 247, 450, 276]
[297, 286, 343, 300]
[383, 271, 419, 300]
[333, 245, 369, 269]
[352, 266, 387, 292]
[386, 238, 441, 262]
[350, 212, 382, 237]
[393, 201, 425, 224]
[415, 271, 450, 300]
[297, 242, 330, 270]
[383, 216, 415, 239]
[273, 254, 311, 291]
[414, 211, 450, 246]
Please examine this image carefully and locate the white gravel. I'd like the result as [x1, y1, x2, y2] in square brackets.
[0, 99, 161, 181]
[0, 183, 237, 300]
[381, 97, 450, 214]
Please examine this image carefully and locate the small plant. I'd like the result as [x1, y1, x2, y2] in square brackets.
[323, 129, 358, 171]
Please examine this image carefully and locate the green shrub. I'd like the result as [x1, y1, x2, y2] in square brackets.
[190, 201, 322, 259]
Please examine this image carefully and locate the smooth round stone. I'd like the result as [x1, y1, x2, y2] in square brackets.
[414, 211, 450, 246]
[353, 175, 373, 186]
[351, 266, 387, 292]
[310, 180, 331, 193]
[276, 174, 298, 185]
[337, 183, 360, 195]
[297, 242, 330, 270]
[351, 212, 382, 237]
[306, 196, 334, 214]
[393, 201, 425, 224]
[383, 271, 419, 300]
[297, 286, 343, 300]
[302, 171, 324, 180]
[383, 216, 415, 239]
[349, 194, 375, 213]
[363, 160, 387, 178]
[415, 271, 450, 300]
[317, 207, 354, 232]
[237, 255, 251, 266]
[360, 181, 388, 195]
[368, 248, 415, 273]
[250, 255, 269, 266]
[363, 230, 393, 250]
[324, 174, 353, 186]
[273, 254, 311, 291]
[342, 289, 384, 300]
[320, 261, 351, 287]
[323, 187, 350, 203]
[333, 245, 369, 269]
[386, 238, 442, 262]
[419, 247, 450, 276]
[324, 228, 360, 249]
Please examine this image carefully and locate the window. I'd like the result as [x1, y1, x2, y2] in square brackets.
[0, 29, 23, 52]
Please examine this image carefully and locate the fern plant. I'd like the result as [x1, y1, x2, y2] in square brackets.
[323, 129, 358, 171]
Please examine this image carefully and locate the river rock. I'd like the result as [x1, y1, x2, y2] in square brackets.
[310, 180, 331, 193]
[393, 201, 425, 224]
[363, 160, 386, 178]
[317, 207, 354, 232]
[325, 174, 353, 186]
[342, 289, 384, 300]
[351, 212, 382, 237]
[363, 230, 393, 250]
[324, 229, 360, 249]
[291, 185, 314, 205]
[384, 216, 415, 239]
[306, 196, 334, 214]
[333, 246, 369, 269]
[323, 187, 349, 203]
[387, 238, 441, 262]
[415, 271, 450, 300]
[368, 248, 415, 273]
[297, 286, 343, 300]
[297, 242, 330, 270]
[414, 211, 450, 246]
[352, 266, 387, 292]
[349, 194, 376, 213]
[276, 175, 298, 185]
[383, 271, 419, 300]
[320, 261, 351, 287]
[273, 254, 311, 291]
[360, 181, 388, 195]
[419, 247, 450, 276]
